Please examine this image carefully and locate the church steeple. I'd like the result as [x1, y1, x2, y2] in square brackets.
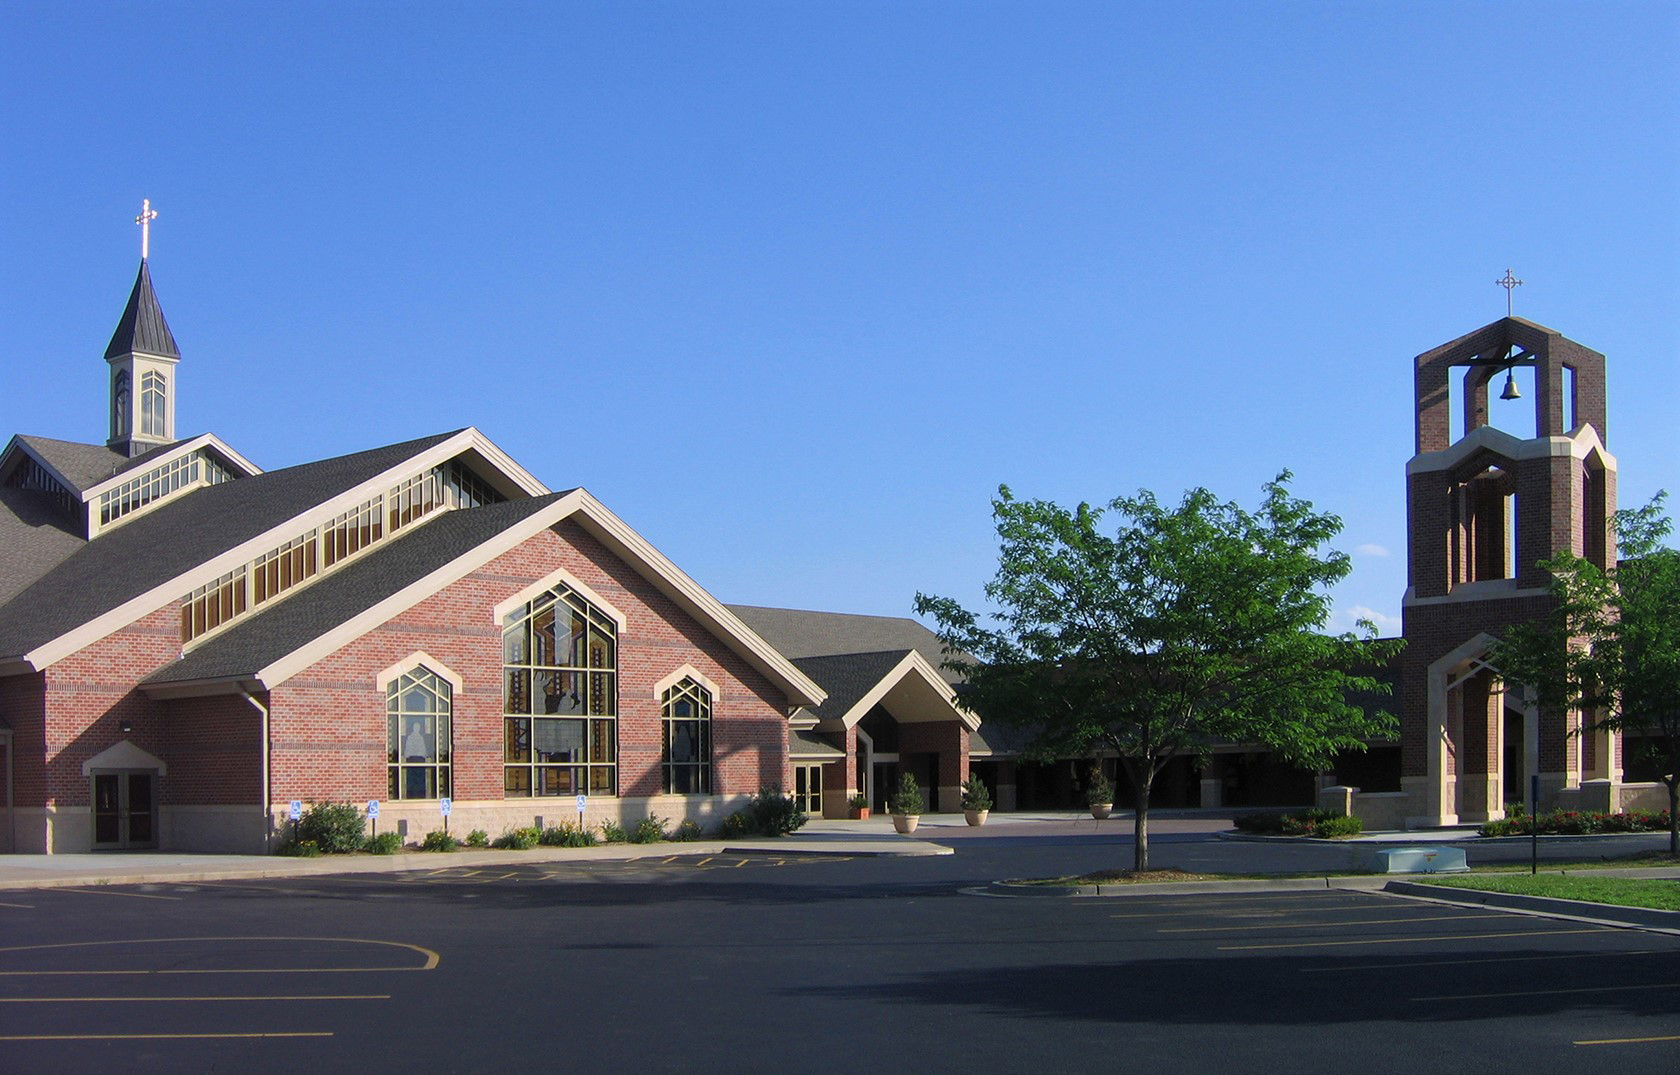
[106, 201, 180, 457]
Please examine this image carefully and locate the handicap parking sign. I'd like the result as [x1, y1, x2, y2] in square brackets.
[288, 800, 302, 821]
[366, 800, 380, 819]
[439, 797, 452, 817]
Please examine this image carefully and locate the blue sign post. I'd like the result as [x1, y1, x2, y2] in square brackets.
[440, 797, 452, 835]
[367, 799, 380, 840]
[289, 799, 303, 846]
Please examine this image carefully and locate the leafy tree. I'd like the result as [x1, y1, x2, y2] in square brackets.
[915, 473, 1400, 871]
[1492, 494, 1680, 854]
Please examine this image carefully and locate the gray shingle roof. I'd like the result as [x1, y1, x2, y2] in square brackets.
[791, 650, 915, 722]
[148, 493, 571, 685]
[727, 605, 962, 684]
[0, 487, 84, 607]
[0, 431, 462, 661]
[789, 727, 844, 758]
[13, 436, 136, 493]
[105, 260, 180, 359]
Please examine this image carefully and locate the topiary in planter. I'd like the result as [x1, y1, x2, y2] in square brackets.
[890, 773, 925, 816]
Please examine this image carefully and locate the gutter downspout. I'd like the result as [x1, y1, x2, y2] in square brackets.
[238, 687, 271, 849]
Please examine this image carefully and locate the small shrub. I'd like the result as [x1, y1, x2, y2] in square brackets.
[960, 774, 993, 812]
[492, 826, 540, 850]
[539, 822, 598, 847]
[671, 819, 705, 842]
[601, 820, 628, 844]
[1279, 810, 1363, 839]
[720, 811, 750, 838]
[1233, 812, 1289, 835]
[421, 829, 459, 852]
[1084, 766, 1114, 808]
[275, 838, 320, 857]
[629, 815, 667, 844]
[1479, 808, 1671, 838]
[363, 830, 402, 855]
[297, 802, 366, 854]
[747, 787, 808, 835]
[890, 774, 925, 817]
[464, 829, 490, 848]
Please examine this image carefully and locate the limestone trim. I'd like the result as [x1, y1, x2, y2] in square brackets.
[377, 652, 465, 695]
[653, 664, 721, 701]
[492, 566, 628, 631]
[1406, 422, 1617, 476]
[81, 739, 168, 777]
[138, 488, 824, 708]
[821, 650, 978, 732]
[1401, 582, 1552, 607]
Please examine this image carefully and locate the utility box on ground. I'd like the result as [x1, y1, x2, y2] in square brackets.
[1370, 846, 1469, 874]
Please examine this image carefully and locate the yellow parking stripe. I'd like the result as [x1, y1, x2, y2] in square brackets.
[0, 936, 441, 971]
[1303, 950, 1663, 973]
[1221, 928, 1607, 951]
[0, 994, 390, 1002]
[0, 1032, 333, 1041]
[1576, 1035, 1680, 1046]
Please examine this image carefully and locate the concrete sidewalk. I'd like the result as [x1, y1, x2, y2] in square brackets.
[0, 816, 950, 891]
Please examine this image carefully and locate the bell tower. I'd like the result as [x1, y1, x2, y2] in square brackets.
[105, 201, 180, 457]
[1400, 316, 1617, 826]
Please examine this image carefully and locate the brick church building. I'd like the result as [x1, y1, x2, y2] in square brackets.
[0, 249, 977, 853]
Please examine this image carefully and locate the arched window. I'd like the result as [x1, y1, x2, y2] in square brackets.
[113, 370, 131, 438]
[662, 677, 712, 794]
[387, 666, 451, 800]
[140, 370, 167, 437]
[503, 582, 617, 797]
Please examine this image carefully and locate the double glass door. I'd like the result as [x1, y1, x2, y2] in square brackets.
[92, 770, 157, 849]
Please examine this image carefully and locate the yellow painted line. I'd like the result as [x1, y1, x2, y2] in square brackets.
[0, 900, 35, 909]
[1221, 928, 1608, 951]
[1303, 949, 1664, 972]
[0, 1031, 333, 1041]
[1575, 1034, 1680, 1046]
[0, 994, 390, 1002]
[0, 936, 441, 971]
[1416, 982, 1680, 1002]
[1161, 913, 1493, 934]
[694, 856, 715, 867]
[56, 886, 182, 901]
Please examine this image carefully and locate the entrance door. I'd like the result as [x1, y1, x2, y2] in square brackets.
[91, 770, 158, 849]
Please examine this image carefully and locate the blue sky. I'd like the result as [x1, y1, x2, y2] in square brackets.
[4, 2, 1676, 635]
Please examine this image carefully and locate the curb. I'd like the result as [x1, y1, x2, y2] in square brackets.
[0, 837, 949, 891]
[1382, 879, 1680, 935]
[987, 875, 1396, 898]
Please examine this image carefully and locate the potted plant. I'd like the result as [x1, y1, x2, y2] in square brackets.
[890, 773, 925, 834]
[847, 792, 870, 820]
[1086, 766, 1114, 820]
[961, 774, 992, 826]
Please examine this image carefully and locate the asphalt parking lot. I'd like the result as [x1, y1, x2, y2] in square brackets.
[3, 846, 1678, 1073]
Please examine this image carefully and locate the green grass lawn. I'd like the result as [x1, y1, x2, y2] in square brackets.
[1418, 874, 1680, 911]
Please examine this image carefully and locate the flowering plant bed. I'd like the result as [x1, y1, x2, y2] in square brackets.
[1479, 808, 1671, 837]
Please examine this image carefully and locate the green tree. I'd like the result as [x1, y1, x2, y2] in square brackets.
[915, 473, 1400, 871]
[1492, 494, 1680, 854]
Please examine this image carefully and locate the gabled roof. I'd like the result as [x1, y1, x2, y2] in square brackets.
[7, 435, 135, 493]
[792, 649, 976, 731]
[0, 486, 83, 606]
[728, 604, 963, 685]
[138, 488, 827, 709]
[0, 430, 462, 667]
[105, 259, 180, 359]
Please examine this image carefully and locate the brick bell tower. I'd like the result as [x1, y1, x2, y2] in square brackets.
[1400, 317, 1616, 827]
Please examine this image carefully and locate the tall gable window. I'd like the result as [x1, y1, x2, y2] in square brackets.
[503, 583, 617, 797]
[387, 666, 452, 800]
[661, 677, 712, 794]
[140, 371, 167, 438]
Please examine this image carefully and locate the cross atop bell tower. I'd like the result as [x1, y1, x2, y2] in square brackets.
[106, 199, 181, 457]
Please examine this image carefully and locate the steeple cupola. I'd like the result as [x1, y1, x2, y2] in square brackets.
[106, 201, 180, 458]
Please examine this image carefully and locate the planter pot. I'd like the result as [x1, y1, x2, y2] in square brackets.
[963, 808, 989, 826]
[892, 813, 920, 834]
[1089, 804, 1112, 820]
[850, 807, 870, 820]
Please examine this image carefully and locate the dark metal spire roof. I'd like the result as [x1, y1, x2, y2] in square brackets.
[104, 260, 180, 360]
